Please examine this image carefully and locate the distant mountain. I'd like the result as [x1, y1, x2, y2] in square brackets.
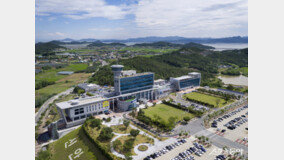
[35, 42, 66, 54]
[47, 36, 248, 44]
[133, 41, 183, 48]
[60, 38, 75, 42]
[78, 38, 98, 42]
[103, 36, 248, 44]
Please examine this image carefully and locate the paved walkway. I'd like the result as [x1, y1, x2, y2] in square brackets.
[110, 132, 130, 159]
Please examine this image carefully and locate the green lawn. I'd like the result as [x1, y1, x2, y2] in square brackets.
[184, 92, 233, 108]
[239, 67, 248, 76]
[36, 73, 91, 96]
[144, 104, 195, 122]
[49, 127, 108, 160]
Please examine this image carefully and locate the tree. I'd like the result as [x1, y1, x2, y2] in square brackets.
[90, 119, 101, 128]
[123, 138, 134, 152]
[36, 150, 51, 160]
[112, 139, 122, 149]
[227, 84, 234, 91]
[130, 129, 140, 138]
[98, 127, 113, 141]
[167, 116, 177, 130]
[123, 120, 130, 129]
[215, 99, 221, 107]
[183, 116, 191, 122]
[73, 86, 85, 94]
[125, 155, 133, 160]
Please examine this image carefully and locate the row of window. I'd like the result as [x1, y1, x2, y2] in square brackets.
[86, 103, 103, 113]
[180, 78, 200, 88]
[74, 108, 84, 115]
[74, 103, 105, 116]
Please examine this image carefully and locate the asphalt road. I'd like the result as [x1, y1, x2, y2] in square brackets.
[35, 87, 74, 124]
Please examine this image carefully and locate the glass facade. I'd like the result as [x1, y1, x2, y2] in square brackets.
[120, 73, 154, 94]
[179, 78, 200, 89]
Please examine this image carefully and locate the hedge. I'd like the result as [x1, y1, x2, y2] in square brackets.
[185, 97, 215, 108]
[162, 100, 204, 117]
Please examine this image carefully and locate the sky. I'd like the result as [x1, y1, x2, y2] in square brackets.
[35, 0, 248, 42]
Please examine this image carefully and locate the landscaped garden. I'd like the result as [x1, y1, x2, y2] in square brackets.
[138, 145, 148, 151]
[113, 134, 154, 156]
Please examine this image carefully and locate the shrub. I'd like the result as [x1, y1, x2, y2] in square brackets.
[123, 120, 130, 129]
[36, 150, 51, 160]
[86, 92, 94, 96]
[89, 119, 102, 128]
[113, 139, 122, 150]
[183, 116, 191, 122]
[130, 129, 140, 137]
[73, 86, 85, 94]
[97, 127, 113, 141]
[106, 117, 112, 122]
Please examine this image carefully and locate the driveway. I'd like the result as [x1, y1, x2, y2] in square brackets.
[35, 87, 74, 124]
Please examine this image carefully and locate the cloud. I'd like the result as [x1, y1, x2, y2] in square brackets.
[89, 27, 124, 32]
[48, 32, 65, 37]
[133, 0, 248, 37]
[36, 0, 131, 20]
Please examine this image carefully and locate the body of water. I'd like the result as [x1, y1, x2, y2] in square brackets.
[218, 75, 248, 86]
[202, 43, 248, 51]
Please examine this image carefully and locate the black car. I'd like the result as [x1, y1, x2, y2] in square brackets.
[211, 123, 217, 128]
[221, 129, 226, 133]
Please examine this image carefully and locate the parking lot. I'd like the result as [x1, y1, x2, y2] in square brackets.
[208, 105, 248, 144]
[148, 136, 221, 160]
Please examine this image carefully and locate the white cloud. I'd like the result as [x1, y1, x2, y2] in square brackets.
[133, 0, 248, 37]
[47, 32, 65, 37]
[36, 0, 130, 20]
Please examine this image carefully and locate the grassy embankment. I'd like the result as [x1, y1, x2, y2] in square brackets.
[48, 127, 108, 160]
[184, 92, 234, 108]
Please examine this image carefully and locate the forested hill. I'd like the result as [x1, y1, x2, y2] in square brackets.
[132, 41, 214, 49]
[35, 42, 66, 55]
[87, 41, 126, 47]
[89, 48, 248, 87]
[132, 41, 182, 48]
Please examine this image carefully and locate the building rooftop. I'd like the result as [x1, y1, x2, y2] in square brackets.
[154, 79, 165, 83]
[57, 71, 74, 75]
[56, 96, 106, 110]
[189, 72, 200, 75]
[121, 72, 153, 78]
[173, 75, 193, 80]
[111, 65, 124, 68]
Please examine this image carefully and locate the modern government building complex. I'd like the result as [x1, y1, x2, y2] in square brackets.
[55, 65, 201, 128]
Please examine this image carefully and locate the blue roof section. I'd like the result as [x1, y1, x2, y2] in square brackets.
[57, 71, 74, 75]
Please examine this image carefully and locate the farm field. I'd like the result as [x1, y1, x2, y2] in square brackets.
[49, 127, 107, 160]
[144, 104, 195, 123]
[35, 73, 91, 108]
[184, 92, 233, 108]
[36, 63, 88, 82]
